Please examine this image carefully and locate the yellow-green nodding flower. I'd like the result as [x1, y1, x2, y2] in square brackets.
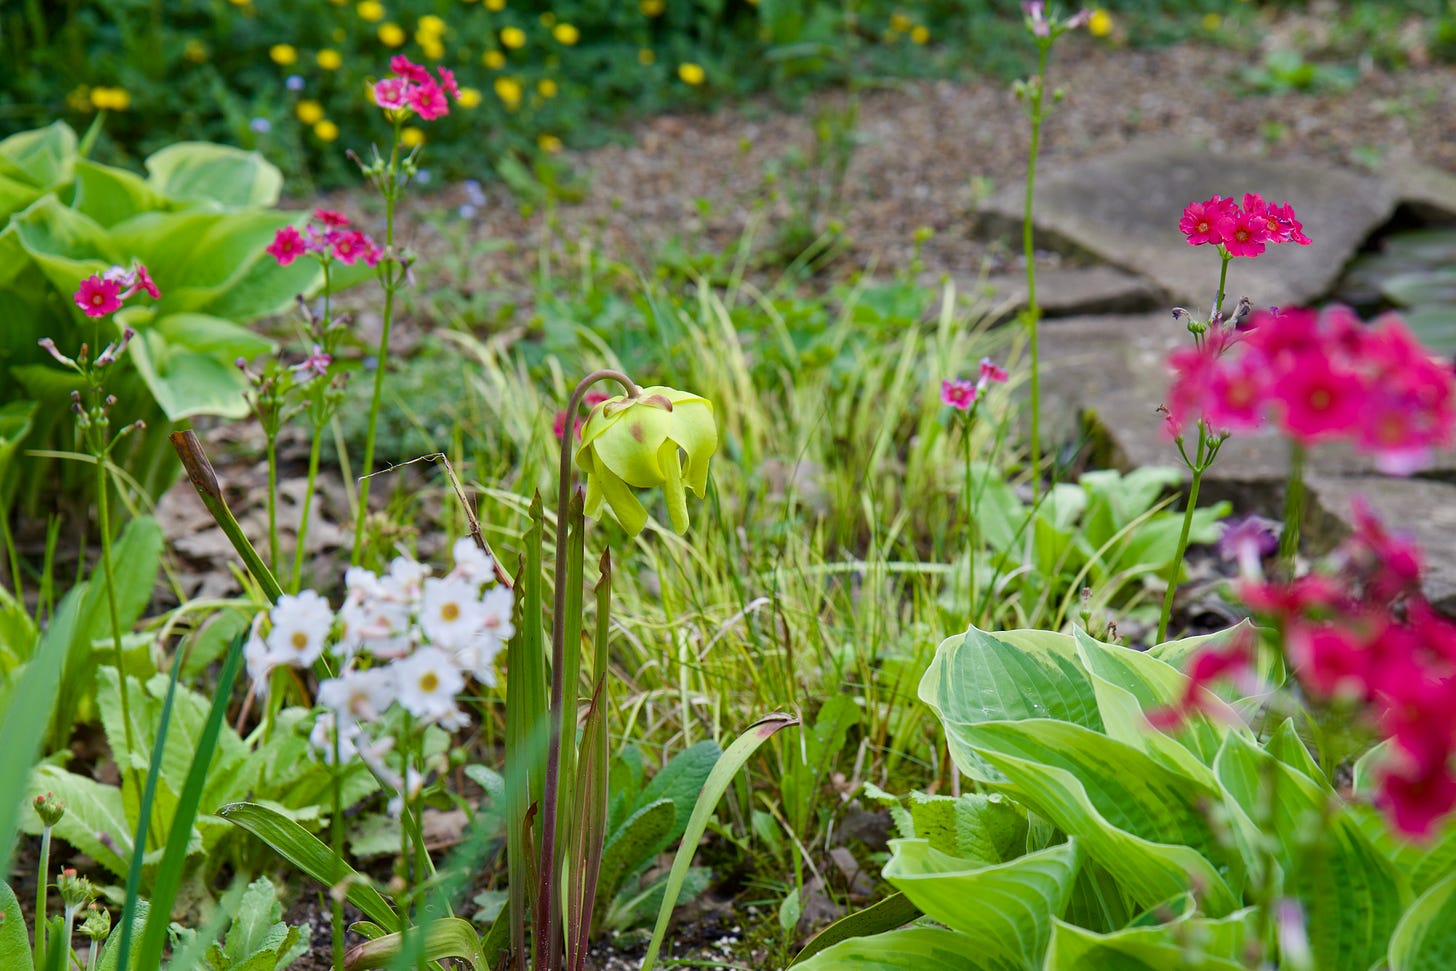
[576, 386, 717, 535]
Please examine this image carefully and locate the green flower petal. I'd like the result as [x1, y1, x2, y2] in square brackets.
[659, 438, 689, 533]
[667, 399, 717, 497]
[596, 462, 649, 535]
[591, 399, 672, 488]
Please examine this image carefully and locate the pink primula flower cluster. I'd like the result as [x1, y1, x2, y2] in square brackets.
[73, 262, 161, 318]
[266, 208, 382, 268]
[1158, 502, 1456, 837]
[940, 358, 1009, 412]
[371, 55, 460, 120]
[1167, 305, 1456, 474]
[1179, 193, 1311, 258]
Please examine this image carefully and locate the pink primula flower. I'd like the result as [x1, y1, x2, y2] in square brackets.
[407, 81, 449, 121]
[1219, 208, 1269, 258]
[940, 378, 977, 411]
[331, 230, 372, 265]
[390, 55, 432, 84]
[267, 225, 307, 266]
[75, 275, 123, 318]
[315, 208, 350, 228]
[978, 357, 1009, 386]
[373, 77, 409, 110]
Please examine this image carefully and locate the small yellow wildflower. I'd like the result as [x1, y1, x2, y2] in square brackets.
[494, 76, 523, 110]
[1089, 9, 1113, 37]
[640, 0, 664, 14]
[183, 38, 209, 63]
[379, 22, 406, 46]
[678, 62, 705, 85]
[314, 119, 340, 142]
[296, 100, 325, 124]
[909, 24, 929, 44]
[269, 43, 298, 65]
[317, 48, 343, 70]
[227, 0, 248, 6]
[537, 78, 557, 97]
[90, 87, 132, 111]
[485, 0, 505, 9]
[537, 133, 563, 154]
[420, 39, 445, 59]
[552, 22, 579, 45]
[357, 0, 385, 22]
[501, 26, 526, 49]
[419, 14, 446, 34]
[401, 126, 425, 147]
[1201, 12, 1221, 31]
[638, 48, 655, 65]
[458, 86, 483, 107]
[483, 50, 506, 69]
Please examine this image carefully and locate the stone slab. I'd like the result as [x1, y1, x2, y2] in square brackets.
[978, 265, 1160, 320]
[1385, 153, 1456, 223]
[978, 138, 1397, 309]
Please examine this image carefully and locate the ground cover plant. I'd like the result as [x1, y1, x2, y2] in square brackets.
[5, 2, 1456, 970]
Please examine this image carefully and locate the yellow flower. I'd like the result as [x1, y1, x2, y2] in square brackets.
[677, 62, 705, 86]
[637, 48, 655, 65]
[494, 76, 522, 110]
[89, 86, 131, 111]
[1201, 12, 1221, 31]
[269, 43, 298, 65]
[316, 48, 343, 70]
[552, 22, 578, 45]
[483, 50, 506, 69]
[379, 22, 406, 46]
[1089, 9, 1113, 37]
[357, 0, 385, 22]
[296, 99, 325, 124]
[537, 77, 557, 97]
[909, 24, 929, 44]
[457, 86, 483, 107]
[576, 386, 718, 535]
[183, 38, 209, 63]
[314, 119, 340, 141]
[500, 25, 525, 48]
[401, 126, 425, 147]
[420, 39, 445, 59]
[640, 0, 663, 14]
[419, 13, 446, 35]
[485, 0, 505, 9]
[537, 133, 562, 153]
[888, 12, 910, 32]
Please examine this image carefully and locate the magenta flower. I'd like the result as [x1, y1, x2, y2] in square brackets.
[1178, 195, 1234, 247]
[390, 55, 432, 84]
[1178, 194, 1307, 256]
[74, 275, 122, 317]
[374, 56, 460, 120]
[331, 230, 372, 265]
[266, 225, 307, 266]
[941, 378, 977, 411]
[1271, 356, 1360, 444]
[978, 358, 1009, 386]
[437, 66, 460, 100]
[291, 344, 333, 378]
[373, 78, 409, 110]
[315, 208, 350, 228]
[407, 82, 449, 121]
[1219, 208, 1269, 258]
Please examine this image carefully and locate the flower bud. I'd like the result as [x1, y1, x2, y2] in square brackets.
[58, 867, 95, 909]
[80, 903, 111, 941]
[34, 791, 65, 827]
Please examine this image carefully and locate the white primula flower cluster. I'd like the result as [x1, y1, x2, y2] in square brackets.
[245, 538, 515, 768]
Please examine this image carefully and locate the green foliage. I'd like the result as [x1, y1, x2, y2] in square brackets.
[0, 122, 310, 517]
[801, 623, 1456, 969]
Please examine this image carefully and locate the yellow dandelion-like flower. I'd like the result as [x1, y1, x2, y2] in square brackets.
[539, 11, 556, 26]
[501, 25, 526, 48]
[379, 22, 406, 46]
[90, 87, 132, 111]
[401, 126, 425, 147]
[640, 0, 663, 14]
[314, 119, 340, 141]
[1089, 9, 1113, 37]
[494, 76, 522, 110]
[909, 24, 929, 43]
[677, 62, 705, 85]
[483, 49, 506, 69]
[458, 86, 483, 107]
[537, 77, 557, 97]
[269, 43, 298, 65]
[889, 12, 910, 32]
[357, 0, 385, 22]
[552, 22, 579, 44]
[485, 0, 504, 9]
[419, 13, 446, 34]
[67, 86, 92, 113]
[537, 133, 563, 154]
[317, 48, 343, 70]
[296, 100, 325, 124]
[638, 48, 655, 65]
[420, 39, 445, 59]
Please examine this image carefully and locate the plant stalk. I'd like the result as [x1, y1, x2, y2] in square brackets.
[1023, 42, 1050, 499]
[1279, 440, 1306, 577]
[1156, 426, 1209, 643]
[292, 425, 324, 592]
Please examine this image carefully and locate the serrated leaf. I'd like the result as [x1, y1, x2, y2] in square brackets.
[597, 798, 675, 907]
[637, 739, 721, 843]
[884, 838, 1080, 970]
[23, 764, 130, 876]
[222, 876, 286, 966]
[0, 881, 31, 968]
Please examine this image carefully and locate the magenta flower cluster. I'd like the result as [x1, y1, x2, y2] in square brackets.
[266, 208, 381, 268]
[1167, 306, 1455, 475]
[1179, 192, 1311, 258]
[73, 263, 161, 318]
[941, 358, 1009, 411]
[371, 55, 460, 120]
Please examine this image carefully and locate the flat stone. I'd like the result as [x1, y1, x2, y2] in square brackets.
[978, 138, 1397, 309]
[1305, 475, 1456, 614]
[978, 265, 1160, 320]
[1385, 152, 1456, 223]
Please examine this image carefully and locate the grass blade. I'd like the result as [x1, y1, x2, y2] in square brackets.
[0, 618, 68, 871]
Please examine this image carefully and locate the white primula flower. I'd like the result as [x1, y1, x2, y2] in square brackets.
[266, 589, 334, 668]
[340, 596, 413, 661]
[478, 585, 514, 642]
[394, 646, 465, 724]
[420, 575, 486, 650]
[244, 614, 274, 697]
[383, 555, 429, 604]
[309, 711, 364, 764]
[448, 536, 497, 586]
[318, 667, 397, 725]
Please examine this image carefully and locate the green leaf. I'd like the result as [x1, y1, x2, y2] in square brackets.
[0, 881, 31, 968]
[12, 195, 123, 291]
[72, 159, 167, 229]
[341, 917, 484, 970]
[884, 838, 1080, 970]
[1389, 868, 1456, 971]
[97, 900, 149, 971]
[218, 801, 401, 932]
[0, 121, 76, 189]
[23, 764, 130, 876]
[794, 926, 987, 970]
[901, 791, 1026, 865]
[598, 798, 675, 907]
[144, 142, 283, 209]
[124, 310, 268, 420]
[637, 739, 721, 843]
[789, 891, 922, 967]
[1043, 911, 1253, 970]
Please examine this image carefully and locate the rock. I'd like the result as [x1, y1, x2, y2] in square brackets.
[1306, 475, 1456, 614]
[977, 138, 1397, 308]
[1384, 153, 1456, 223]
[978, 265, 1160, 320]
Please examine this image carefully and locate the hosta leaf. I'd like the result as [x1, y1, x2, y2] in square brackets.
[1044, 910, 1254, 971]
[967, 719, 1239, 914]
[0, 120, 76, 189]
[144, 141, 283, 209]
[72, 159, 166, 228]
[793, 926, 989, 971]
[884, 838, 1080, 971]
[1389, 868, 1456, 971]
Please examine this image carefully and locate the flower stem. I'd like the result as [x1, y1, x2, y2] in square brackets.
[265, 435, 280, 575]
[1213, 251, 1232, 323]
[1279, 440, 1306, 577]
[1023, 42, 1049, 500]
[1156, 426, 1209, 643]
[34, 824, 51, 969]
[330, 729, 344, 971]
[292, 423, 324, 592]
[95, 453, 144, 838]
[962, 419, 978, 625]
